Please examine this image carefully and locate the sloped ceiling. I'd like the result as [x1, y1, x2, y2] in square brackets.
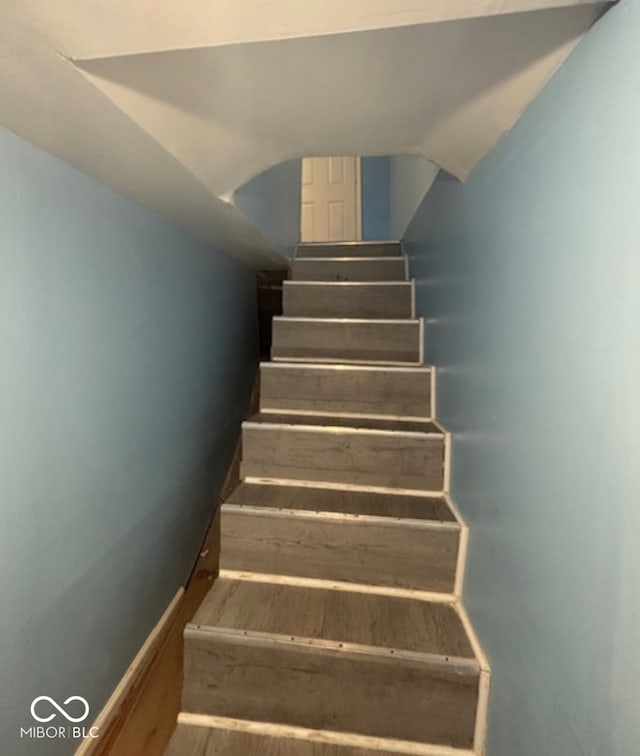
[0, 1, 609, 265]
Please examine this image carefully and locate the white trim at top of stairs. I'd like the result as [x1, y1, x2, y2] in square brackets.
[274, 316, 422, 324]
[175, 713, 476, 756]
[242, 420, 442, 439]
[258, 408, 433, 423]
[242, 476, 446, 498]
[297, 241, 401, 247]
[260, 361, 431, 373]
[293, 255, 405, 262]
[221, 503, 460, 532]
[271, 356, 422, 367]
[219, 570, 458, 605]
[283, 280, 412, 286]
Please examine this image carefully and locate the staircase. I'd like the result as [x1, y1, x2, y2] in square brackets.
[166, 241, 490, 755]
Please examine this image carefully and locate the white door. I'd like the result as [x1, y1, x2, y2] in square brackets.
[301, 157, 361, 242]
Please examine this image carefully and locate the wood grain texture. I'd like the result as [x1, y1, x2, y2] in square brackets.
[260, 363, 431, 416]
[283, 282, 413, 319]
[165, 723, 427, 755]
[248, 412, 439, 433]
[291, 257, 407, 282]
[226, 482, 455, 522]
[240, 425, 445, 491]
[271, 318, 420, 363]
[296, 242, 402, 258]
[182, 632, 478, 747]
[220, 509, 458, 592]
[192, 578, 472, 656]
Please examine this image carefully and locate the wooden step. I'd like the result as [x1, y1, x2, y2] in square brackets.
[221, 491, 459, 592]
[191, 577, 472, 656]
[226, 481, 455, 522]
[271, 317, 422, 364]
[246, 411, 437, 433]
[291, 257, 407, 282]
[283, 281, 414, 319]
[166, 718, 476, 755]
[240, 415, 445, 490]
[259, 363, 432, 417]
[182, 578, 479, 748]
[296, 241, 402, 258]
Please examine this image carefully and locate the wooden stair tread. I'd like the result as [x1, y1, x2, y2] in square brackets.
[168, 236, 489, 755]
[246, 412, 440, 434]
[225, 482, 456, 522]
[191, 577, 474, 659]
[183, 632, 478, 747]
[166, 721, 474, 755]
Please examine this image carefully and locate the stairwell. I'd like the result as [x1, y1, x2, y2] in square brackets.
[165, 241, 490, 755]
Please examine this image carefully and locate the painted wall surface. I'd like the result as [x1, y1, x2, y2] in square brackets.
[361, 156, 391, 240]
[233, 159, 302, 260]
[404, 3, 640, 754]
[389, 156, 438, 238]
[0, 128, 258, 754]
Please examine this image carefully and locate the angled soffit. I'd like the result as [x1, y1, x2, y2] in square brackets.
[0, 1, 610, 265]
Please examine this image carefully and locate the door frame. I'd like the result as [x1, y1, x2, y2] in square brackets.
[355, 157, 363, 241]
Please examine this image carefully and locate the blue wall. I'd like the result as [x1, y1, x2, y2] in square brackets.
[361, 156, 391, 240]
[0, 128, 258, 754]
[233, 159, 302, 259]
[404, 2, 640, 754]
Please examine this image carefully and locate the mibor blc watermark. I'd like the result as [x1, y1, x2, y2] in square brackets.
[20, 696, 99, 741]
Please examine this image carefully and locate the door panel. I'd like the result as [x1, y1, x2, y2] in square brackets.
[301, 157, 360, 242]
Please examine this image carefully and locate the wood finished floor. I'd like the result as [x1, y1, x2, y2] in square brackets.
[240, 425, 445, 491]
[165, 722, 456, 755]
[226, 481, 456, 522]
[128, 243, 487, 755]
[182, 634, 478, 747]
[290, 257, 407, 282]
[271, 319, 421, 363]
[220, 508, 459, 592]
[259, 362, 431, 417]
[283, 281, 414, 319]
[191, 578, 473, 657]
[295, 242, 402, 258]
[248, 411, 440, 433]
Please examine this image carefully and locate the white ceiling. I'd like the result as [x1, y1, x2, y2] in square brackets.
[0, 1, 609, 266]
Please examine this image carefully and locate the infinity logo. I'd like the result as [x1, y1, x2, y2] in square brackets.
[30, 696, 90, 723]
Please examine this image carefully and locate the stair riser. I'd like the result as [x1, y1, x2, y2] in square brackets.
[291, 258, 407, 282]
[240, 425, 445, 490]
[271, 319, 421, 364]
[183, 634, 478, 748]
[296, 242, 402, 258]
[260, 364, 432, 417]
[220, 510, 459, 592]
[167, 722, 467, 756]
[283, 282, 413, 319]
